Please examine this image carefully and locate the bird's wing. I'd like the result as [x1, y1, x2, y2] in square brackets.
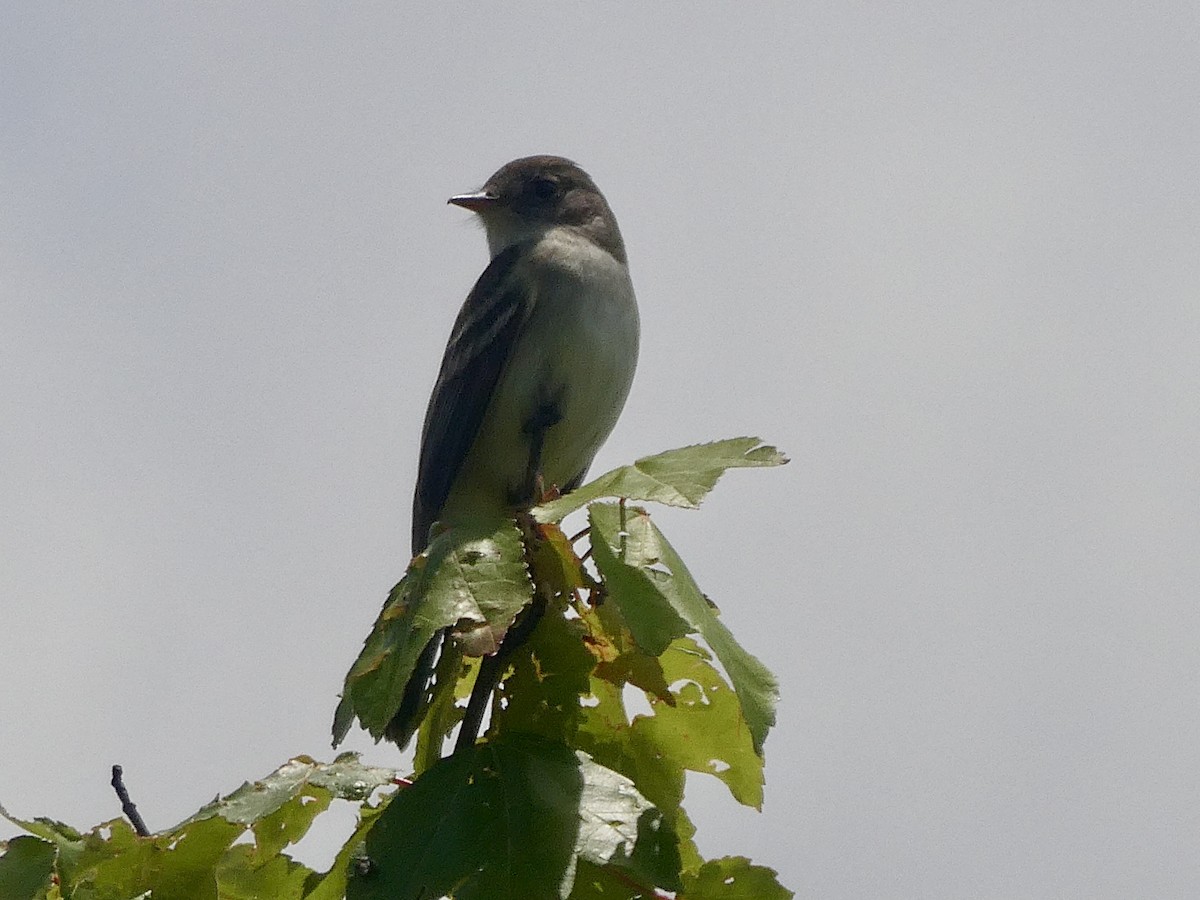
[411, 242, 533, 553]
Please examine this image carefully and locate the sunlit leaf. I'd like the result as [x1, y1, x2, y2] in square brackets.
[631, 640, 763, 809]
[334, 515, 533, 744]
[589, 504, 779, 755]
[533, 438, 787, 523]
[179, 755, 394, 830]
[682, 855, 794, 899]
[216, 846, 311, 899]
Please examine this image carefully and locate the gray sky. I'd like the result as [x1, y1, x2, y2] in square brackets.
[3, 4, 1199, 897]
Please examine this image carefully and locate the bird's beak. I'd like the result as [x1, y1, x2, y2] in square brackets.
[448, 191, 498, 213]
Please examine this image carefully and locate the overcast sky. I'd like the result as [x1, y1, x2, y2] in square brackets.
[3, 4, 1199, 898]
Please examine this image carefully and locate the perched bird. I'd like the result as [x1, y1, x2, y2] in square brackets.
[388, 156, 640, 748]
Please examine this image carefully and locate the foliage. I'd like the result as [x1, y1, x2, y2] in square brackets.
[3, 439, 792, 899]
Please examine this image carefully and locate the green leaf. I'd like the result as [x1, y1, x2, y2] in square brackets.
[589, 503, 779, 756]
[141, 816, 244, 900]
[179, 755, 394, 831]
[491, 603, 596, 745]
[567, 860, 637, 898]
[631, 640, 763, 809]
[412, 646, 472, 774]
[347, 734, 679, 900]
[249, 788, 330, 861]
[530, 521, 594, 592]
[66, 816, 241, 900]
[216, 846, 312, 899]
[0, 836, 55, 900]
[533, 438, 788, 523]
[16, 758, 392, 900]
[587, 507, 690, 656]
[303, 800, 388, 900]
[334, 515, 533, 744]
[682, 856, 794, 899]
[573, 678, 687, 853]
[574, 754, 679, 887]
[0, 806, 82, 846]
[582, 600, 675, 706]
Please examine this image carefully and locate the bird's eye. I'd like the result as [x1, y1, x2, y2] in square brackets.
[529, 177, 557, 200]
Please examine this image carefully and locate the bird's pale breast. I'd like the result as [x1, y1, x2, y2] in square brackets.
[440, 228, 638, 521]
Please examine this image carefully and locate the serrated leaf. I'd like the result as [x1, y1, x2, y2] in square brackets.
[347, 734, 679, 900]
[11, 758, 391, 900]
[682, 856, 794, 899]
[589, 504, 779, 756]
[334, 515, 533, 744]
[54, 819, 138, 897]
[533, 438, 788, 523]
[0, 806, 82, 846]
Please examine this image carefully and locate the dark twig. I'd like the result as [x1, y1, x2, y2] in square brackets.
[110, 765, 150, 836]
[454, 592, 548, 753]
[454, 503, 556, 753]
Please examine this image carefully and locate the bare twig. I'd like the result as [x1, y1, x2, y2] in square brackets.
[110, 765, 150, 837]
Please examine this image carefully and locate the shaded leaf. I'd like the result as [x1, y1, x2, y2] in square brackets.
[531, 521, 594, 593]
[348, 734, 678, 900]
[0, 835, 55, 900]
[492, 603, 596, 745]
[574, 679, 686, 836]
[567, 860, 638, 898]
[574, 756, 681, 892]
[411, 645, 473, 775]
[533, 438, 787, 523]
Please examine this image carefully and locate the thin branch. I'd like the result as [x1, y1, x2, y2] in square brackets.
[110, 765, 150, 837]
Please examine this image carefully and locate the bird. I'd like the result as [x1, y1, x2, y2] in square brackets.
[387, 156, 640, 749]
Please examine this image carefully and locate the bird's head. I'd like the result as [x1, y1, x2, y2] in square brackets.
[449, 156, 625, 261]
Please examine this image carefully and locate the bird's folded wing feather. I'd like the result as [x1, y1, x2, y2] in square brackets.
[411, 242, 534, 553]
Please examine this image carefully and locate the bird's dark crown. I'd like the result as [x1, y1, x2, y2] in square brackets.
[478, 155, 624, 260]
